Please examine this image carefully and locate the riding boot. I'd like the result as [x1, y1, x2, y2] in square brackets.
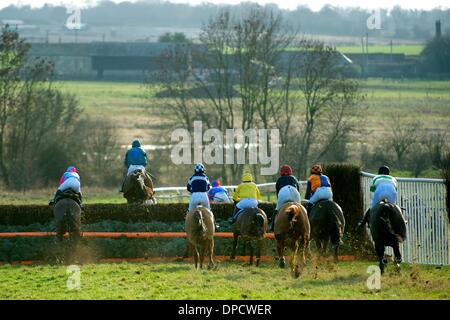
[269, 210, 278, 232]
[357, 208, 371, 229]
[231, 207, 240, 224]
[119, 177, 125, 193]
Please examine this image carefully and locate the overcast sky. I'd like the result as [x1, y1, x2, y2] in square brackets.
[2, 0, 449, 11]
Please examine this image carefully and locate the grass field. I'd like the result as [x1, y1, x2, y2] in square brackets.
[0, 260, 448, 299]
[337, 45, 424, 55]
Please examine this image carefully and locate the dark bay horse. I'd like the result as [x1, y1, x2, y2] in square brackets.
[274, 202, 310, 278]
[368, 199, 407, 274]
[308, 200, 345, 262]
[185, 206, 216, 270]
[123, 169, 155, 204]
[231, 207, 268, 266]
[53, 198, 82, 244]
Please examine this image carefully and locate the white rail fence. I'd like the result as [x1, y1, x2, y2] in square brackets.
[153, 182, 307, 202]
[361, 172, 449, 266]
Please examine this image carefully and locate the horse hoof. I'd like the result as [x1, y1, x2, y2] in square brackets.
[208, 264, 216, 270]
[279, 259, 286, 268]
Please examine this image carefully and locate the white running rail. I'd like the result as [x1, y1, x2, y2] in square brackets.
[361, 171, 449, 265]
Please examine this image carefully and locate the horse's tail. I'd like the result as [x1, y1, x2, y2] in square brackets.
[286, 204, 301, 230]
[192, 210, 207, 238]
[327, 201, 345, 245]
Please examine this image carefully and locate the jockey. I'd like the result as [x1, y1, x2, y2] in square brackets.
[187, 163, 211, 211]
[121, 139, 153, 191]
[51, 166, 82, 206]
[358, 165, 398, 228]
[208, 180, 231, 203]
[269, 165, 301, 231]
[231, 172, 261, 223]
[304, 164, 333, 207]
[124, 139, 148, 175]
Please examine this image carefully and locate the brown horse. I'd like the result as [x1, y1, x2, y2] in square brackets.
[185, 206, 216, 270]
[231, 207, 268, 266]
[122, 169, 155, 204]
[368, 199, 407, 274]
[308, 200, 345, 262]
[274, 202, 310, 278]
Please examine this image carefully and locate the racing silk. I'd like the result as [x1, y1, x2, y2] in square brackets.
[208, 186, 229, 201]
[124, 147, 148, 168]
[305, 174, 331, 200]
[233, 182, 261, 202]
[187, 173, 211, 193]
[370, 175, 397, 193]
[58, 171, 80, 186]
[275, 175, 300, 196]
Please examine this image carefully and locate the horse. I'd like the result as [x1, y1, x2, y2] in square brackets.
[368, 199, 407, 274]
[230, 207, 268, 266]
[122, 169, 155, 204]
[185, 206, 216, 270]
[53, 197, 82, 244]
[308, 200, 345, 262]
[274, 202, 310, 278]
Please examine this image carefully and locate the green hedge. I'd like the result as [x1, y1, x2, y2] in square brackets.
[0, 219, 355, 262]
[323, 163, 373, 256]
[0, 202, 277, 225]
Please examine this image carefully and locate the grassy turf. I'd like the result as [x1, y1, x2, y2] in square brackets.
[0, 260, 448, 299]
[337, 45, 424, 55]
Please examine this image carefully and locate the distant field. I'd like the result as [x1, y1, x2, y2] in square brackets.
[54, 78, 450, 145]
[337, 45, 424, 55]
[0, 261, 448, 299]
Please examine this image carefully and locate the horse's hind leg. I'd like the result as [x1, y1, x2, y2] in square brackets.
[199, 243, 206, 269]
[333, 243, 339, 263]
[291, 239, 300, 278]
[248, 240, 254, 265]
[393, 242, 402, 272]
[207, 239, 215, 269]
[375, 242, 387, 274]
[276, 236, 286, 268]
[255, 239, 262, 267]
[230, 233, 238, 260]
[190, 243, 199, 270]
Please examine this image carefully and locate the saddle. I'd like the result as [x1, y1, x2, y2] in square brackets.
[53, 189, 82, 207]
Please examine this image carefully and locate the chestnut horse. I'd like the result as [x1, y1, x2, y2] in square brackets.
[185, 206, 216, 270]
[122, 169, 155, 204]
[231, 207, 268, 266]
[274, 202, 310, 278]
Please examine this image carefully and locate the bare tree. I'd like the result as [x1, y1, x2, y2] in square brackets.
[154, 6, 364, 182]
[385, 115, 423, 167]
[0, 26, 83, 189]
[293, 41, 365, 176]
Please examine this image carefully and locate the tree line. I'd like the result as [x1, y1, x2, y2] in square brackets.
[1, 1, 449, 40]
[0, 26, 120, 190]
